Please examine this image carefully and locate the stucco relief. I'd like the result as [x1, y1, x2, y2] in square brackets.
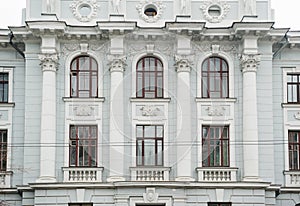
[70, 0, 99, 22]
[108, 55, 127, 72]
[143, 188, 158, 203]
[39, 53, 59, 72]
[174, 55, 194, 73]
[200, 0, 230, 23]
[294, 112, 300, 120]
[74, 105, 95, 116]
[140, 105, 161, 116]
[240, 54, 260, 73]
[136, 0, 166, 23]
[193, 42, 238, 55]
[206, 106, 226, 116]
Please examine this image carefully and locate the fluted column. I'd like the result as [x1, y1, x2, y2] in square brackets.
[240, 54, 260, 181]
[107, 56, 126, 182]
[175, 55, 194, 181]
[37, 53, 58, 182]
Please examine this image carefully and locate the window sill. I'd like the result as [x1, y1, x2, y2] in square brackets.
[282, 103, 300, 108]
[130, 97, 171, 103]
[195, 98, 237, 103]
[0, 102, 15, 108]
[62, 97, 105, 103]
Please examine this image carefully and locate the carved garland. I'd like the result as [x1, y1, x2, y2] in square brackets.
[70, 0, 99, 22]
[136, 0, 166, 23]
[240, 54, 260, 73]
[200, 0, 230, 23]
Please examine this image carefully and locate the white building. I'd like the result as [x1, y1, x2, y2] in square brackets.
[0, 0, 299, 205]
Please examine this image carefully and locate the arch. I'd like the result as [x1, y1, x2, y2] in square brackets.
[131, 52, 169, 98]
[197, 52, 235, 98]
[65, 51, 103, 98]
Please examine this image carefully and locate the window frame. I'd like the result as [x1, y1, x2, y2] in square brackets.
[202, 125, 230, 167]
[287, 73, 300, 103]
[69, 125, 98, 167]
[136, 56, 164, 99]
[0, 130, 7, 171]
[201, 56, 229, 98]
[288, 130, 300, 170]
[136, 125, 164, 166]
[70, 56, 98, 98]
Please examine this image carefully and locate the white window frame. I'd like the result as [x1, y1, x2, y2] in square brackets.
[0, 67, 14, 103]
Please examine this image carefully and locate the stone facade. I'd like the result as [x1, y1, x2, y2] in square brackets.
[0, 0, 299, 205]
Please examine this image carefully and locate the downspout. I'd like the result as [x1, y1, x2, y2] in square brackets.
[8, 32, 25, 58]
[273, 35, 289, 59]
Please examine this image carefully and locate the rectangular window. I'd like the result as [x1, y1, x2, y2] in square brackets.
[136, 125, 164, 166]
[0, 73, 8, 103]
[69, 204, 92, 206]
[208, 203, 231, 206]
[202, 126, 229, 167]
[289, 131, 300, 170]
[287, 74, 300, 103]
[0, 130, 7, 171]
[69, 125, 97, 167]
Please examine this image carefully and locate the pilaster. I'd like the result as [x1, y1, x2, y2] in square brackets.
[240, 53, 260, 181]
[37, 53, 59, 182]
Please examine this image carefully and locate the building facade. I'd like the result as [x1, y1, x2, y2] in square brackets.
[0, 0, 300, 205]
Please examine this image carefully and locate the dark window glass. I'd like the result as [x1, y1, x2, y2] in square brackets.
[208, 203, 231, 206]
[287, 74, 300, 103]
[202, 57, 228, 98]
[69, 125, 97, 167]
[136, 57, 163, 98]
[202, 126, 229, 167]
[0, 73, 8, 102]
[289, 131, 300, 170]
[70, 56, 98, 98]
[136, 125, 164, 166]
[0, 130, 7, 171]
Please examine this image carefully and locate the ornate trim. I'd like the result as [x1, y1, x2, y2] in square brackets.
[108, 55, 127, 72]
[143, 188, 159, 203]
[174, 55, 193, 73]
[240, 54, 260, 73]
[70, 0, 99, 22]
[74, 105, 94, 116]
[206, 106, 225, 116]
[200, 0, 230, 23]
[140, 105, 160, 116]
[136, 0, 166, 23]
[39, 53, 59, 72]
[294, 112, 300, 120]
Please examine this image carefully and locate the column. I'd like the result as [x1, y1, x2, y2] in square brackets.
[240, 54, 260, 181]
[175, 55, 194, 181]
[37, 53, 58, 182]
[107, 56, 126, 182]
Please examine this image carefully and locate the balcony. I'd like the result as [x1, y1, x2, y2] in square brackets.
[196, 167, 238, 182]
[284, 170, 300, 187]
[62, 167, 104, 182]
[130, 167, 171, 181]
[0, 171, 12, 188]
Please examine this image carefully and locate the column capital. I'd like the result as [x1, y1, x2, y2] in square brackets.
[108, 55, 127, 73]
[39, 53, 59, 72]
[174, 54, 193, 73]
[240, 54, 260, 73]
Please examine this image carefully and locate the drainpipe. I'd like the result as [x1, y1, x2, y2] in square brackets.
[8, 32, 25, 58]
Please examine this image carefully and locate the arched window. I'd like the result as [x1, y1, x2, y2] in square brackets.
[136, 56, 163, 98]
[202, 57, 229, 98]
[70, 56, 98, 98]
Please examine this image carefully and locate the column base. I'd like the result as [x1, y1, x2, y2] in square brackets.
[36, 176, 57, 183]
[175, 176, 195, 182]
[107, 176, 126, 182]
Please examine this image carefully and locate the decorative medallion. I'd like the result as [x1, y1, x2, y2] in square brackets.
[174, 55, 194, 73]
[143, 188, 158, 203]
[70, 0, 99, 22]
[200, 0, 230, 23]
[136, 0, 166, 23]
[294, 112, 300, 120]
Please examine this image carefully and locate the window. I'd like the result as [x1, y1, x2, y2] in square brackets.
[202, 126, 229, 167]
[208, 203, 231, 206]
[70, 56, 98, 98]
[288, 131, 300, 170]
[0, 130, 7, 171]
[136, 56, 163, 98]
[202, 57, 229, 98]
[69, 125, 97, 167]
[136, 125, 164, 166]
[0, 73, 8, 103]
[287, 74, 300, 103]
[69, 204, 92, 206]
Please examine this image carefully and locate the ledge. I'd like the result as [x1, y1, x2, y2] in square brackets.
[62, 97, 105, 103]
[0, 102, 15, 108]
[281, 103, 300, 108]
[130, 97, 171, 103]
[195, 98, 237, 103]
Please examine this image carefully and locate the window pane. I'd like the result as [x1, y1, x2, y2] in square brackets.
[144, 139, 155, 165]
[157, 140, 163, 165]
[137, 140, 143, 165]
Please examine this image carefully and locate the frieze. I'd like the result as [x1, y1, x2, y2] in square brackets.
[193, 42, 238, 55]
[140, 105, 161, 116]
[74, 105, 95, 116]
[206, 106, 226, 116]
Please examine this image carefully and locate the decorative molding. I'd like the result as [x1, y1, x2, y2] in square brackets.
[206, 106, 225, 116]
[70, 0, 99, 22]
[240, 54, 260, 73]
[174, 55, 193, 73]
[136, 0, 166, 23]
[140, 105, 160, 116]
[108, 55, 127, 72]
[294, 112, 300, 120]
[38, 53, 59, 72]
[143, 188, 158, 203]
[200, 0, 230, 23]
[211, 44, 220, 55]
[74, 105, 94, 116]
[193, 42, 238, 55]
